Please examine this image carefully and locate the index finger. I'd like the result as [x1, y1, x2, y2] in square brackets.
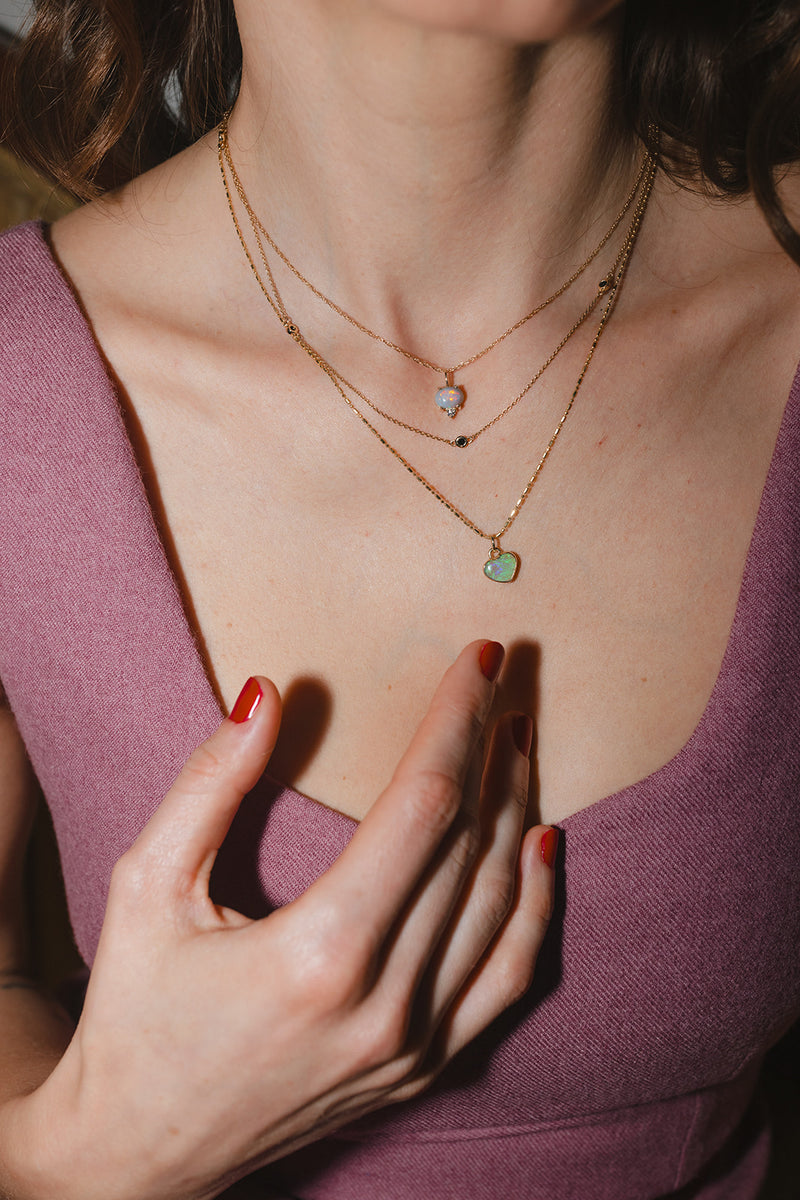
[302, 640, 504, 934]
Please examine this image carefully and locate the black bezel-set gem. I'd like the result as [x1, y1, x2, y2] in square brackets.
[454, 435, 470, 448]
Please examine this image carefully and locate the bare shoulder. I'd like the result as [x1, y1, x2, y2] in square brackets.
[636, 171, 800, 418]
[47, 130, 258, 406]
[49, 132, 226, 326]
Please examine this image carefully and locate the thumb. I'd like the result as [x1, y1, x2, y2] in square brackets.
[127, 676, 282, 893]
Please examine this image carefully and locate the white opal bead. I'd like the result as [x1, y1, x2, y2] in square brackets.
[435, 385, 466, 416]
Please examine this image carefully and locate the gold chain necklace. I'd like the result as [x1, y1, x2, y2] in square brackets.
[220, 113, 650, 420]
[239, 190, 635, 450]
[218, 123, 657, 581]
[219, 131, 647, 449]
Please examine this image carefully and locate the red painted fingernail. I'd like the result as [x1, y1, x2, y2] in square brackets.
[479, 641, 505, 682]
[512, 714, 533, 757]
[230, 677, 263, 723]
[540, 828, 559, 869]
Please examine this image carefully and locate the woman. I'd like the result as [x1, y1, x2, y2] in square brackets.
[0, 0, 799, 1196]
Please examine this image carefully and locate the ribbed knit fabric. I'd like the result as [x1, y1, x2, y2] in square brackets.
[1, 221, 799, 1200]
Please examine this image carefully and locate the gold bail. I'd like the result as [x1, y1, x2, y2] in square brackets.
[446, 370, 455, 387]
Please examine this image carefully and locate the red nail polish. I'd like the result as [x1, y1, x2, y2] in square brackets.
[512, 714, 533, 757]
[479, 641, 505, 682]
[540, 828, 559, 869]
[230, 677, 263, 723]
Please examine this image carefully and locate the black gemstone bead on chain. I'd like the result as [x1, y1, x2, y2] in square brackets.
[454, 436, 470, 448]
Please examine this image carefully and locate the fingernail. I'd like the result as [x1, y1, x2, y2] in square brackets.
[512, 714, 533, 757]
[540, 828, 559, 869]
[230, 677, 263, 723]
[479, 641, 505, 682]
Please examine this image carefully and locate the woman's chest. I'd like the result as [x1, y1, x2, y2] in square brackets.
[124, 317, 793, 825]
[3, 224, 800, 1082]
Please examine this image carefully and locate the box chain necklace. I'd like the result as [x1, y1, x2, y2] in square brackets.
[218, 119, 657, 581]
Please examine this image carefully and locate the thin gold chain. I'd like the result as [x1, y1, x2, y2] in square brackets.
[219, 138, 643, 449]
[288, 230, 632, 448]
[314, 291, 602, 447]
[218, 122, 656, 551]
[220, 114, 650, 378]
[288, 156, 655, 545]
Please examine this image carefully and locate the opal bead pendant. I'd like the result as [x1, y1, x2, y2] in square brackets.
[435, 372, 465, 418]
[483, 541, 520, 583]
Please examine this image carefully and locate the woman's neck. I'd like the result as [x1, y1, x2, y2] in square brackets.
[228, 0, 635, 356]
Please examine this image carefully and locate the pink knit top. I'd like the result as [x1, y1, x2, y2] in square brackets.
[1, 221, 799, 1199]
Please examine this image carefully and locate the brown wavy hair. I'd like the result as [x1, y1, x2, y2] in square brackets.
[2, 0, 800, 260]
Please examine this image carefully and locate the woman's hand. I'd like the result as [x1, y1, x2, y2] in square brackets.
[1, 641, 557, 1200]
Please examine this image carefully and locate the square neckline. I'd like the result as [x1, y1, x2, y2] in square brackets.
[31, 220, 800, 834]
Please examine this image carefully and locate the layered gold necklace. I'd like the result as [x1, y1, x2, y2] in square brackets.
[218, 116, 657, 582]
[221, 124, 651, 422]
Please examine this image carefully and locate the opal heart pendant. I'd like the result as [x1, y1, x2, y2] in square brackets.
[435, 384, 466, 418]
[483, 548, 520, 583]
